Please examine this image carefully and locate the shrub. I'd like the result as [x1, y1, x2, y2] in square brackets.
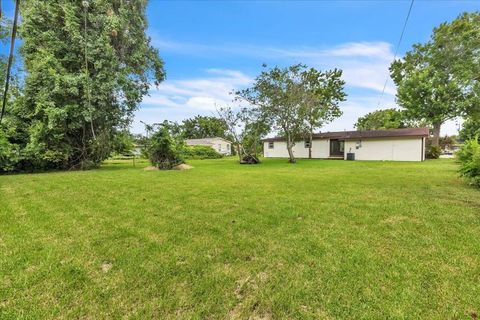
[146, 126, 184, 170]
[425, 145, 441, 159]
[457, 138, 480, 187]
[183, 145, 222, 160]
[0, 130, 20, 172]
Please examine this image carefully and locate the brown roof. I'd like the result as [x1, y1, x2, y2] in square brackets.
[262, 127, 429, 142]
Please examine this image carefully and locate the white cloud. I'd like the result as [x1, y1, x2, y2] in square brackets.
[132, 69, 252, 132]
[134, 40, 456, 135]
[152, 37, 397, 95]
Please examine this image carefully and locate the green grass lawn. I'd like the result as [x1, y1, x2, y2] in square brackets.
[1, 158, 479, 319]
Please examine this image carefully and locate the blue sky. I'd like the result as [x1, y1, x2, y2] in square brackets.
[3, 1, 480, 134]
[139, 0, 479, 135]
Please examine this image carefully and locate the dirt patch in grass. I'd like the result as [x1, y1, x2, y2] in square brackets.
[143, 164, 193, 171]
[101, 262, 113, 273]
[143, 166, 159, 171]
[173, 164, 193, 170]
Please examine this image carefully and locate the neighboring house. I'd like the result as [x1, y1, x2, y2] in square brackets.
[185, 137, 232, 156]
[132, 144, 144, 156]
[263, 127, 429, 162]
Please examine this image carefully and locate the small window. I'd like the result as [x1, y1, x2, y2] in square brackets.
[304, 140, 311, 148]
[226, 144, 230, 150]
[218, 144, 222, 151]
[268, 142, 274, 149]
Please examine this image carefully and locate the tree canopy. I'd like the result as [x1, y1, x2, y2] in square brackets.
[354, 108, 415, 131]
[237, 64, 345, 163]
[181, 115, 228, 140]
[390, 12, 480, 146]
[1, 0, 165, 171]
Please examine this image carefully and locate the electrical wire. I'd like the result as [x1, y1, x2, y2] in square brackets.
[377, 0, 414, 108]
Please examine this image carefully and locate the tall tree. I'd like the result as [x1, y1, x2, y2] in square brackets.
[302, 68, 345, 158]
[238, 64, 344, 163]
[237, 64, 306, 163]
[217, 105, 269, 163]
[181, 115, 228, 139]
[432, 13, 480, 119]
[354, 108, 417, 131]
[390, 12, 480, 146]
[390, 44, 464, 146]
[18, 0, 165, 170]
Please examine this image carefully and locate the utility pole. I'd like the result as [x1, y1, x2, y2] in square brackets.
[0, 0, 20, 124]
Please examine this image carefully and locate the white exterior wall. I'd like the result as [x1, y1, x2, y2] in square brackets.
[264, 137, 425, 161]
[263, 140, 329, 158]
[344, 137, 424, 161]
[210, 138, 231, 156]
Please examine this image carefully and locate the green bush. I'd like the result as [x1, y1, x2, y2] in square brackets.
[0, 130, 20, 173]
[146, 126, 184, 170]
[183, 145, 222, 159]
[457, 138, 480, 187]
[425, 145, 441, 159]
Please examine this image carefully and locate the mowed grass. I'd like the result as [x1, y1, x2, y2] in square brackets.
[1, 158, 479, 319]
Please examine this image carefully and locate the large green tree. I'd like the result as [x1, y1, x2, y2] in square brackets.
[238, 64, 344, 163]
[390, 44, 464, 146]
[432, 13, 480, 119]
[181, 115, 228, 139]
[237, 64, 306, 163]
[354, 108, 421, 131]
[390, 12, 480, 146]
[17, 0, 164, 170]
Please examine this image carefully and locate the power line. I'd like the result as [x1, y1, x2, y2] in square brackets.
[377, 0, 414, 108]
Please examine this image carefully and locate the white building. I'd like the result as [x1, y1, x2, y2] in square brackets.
[185, 137, 232, 156]
[263, 128, 429, 162]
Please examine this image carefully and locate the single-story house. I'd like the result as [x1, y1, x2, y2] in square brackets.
[185, 137, 232, 156]
[262, 127, 429, 161]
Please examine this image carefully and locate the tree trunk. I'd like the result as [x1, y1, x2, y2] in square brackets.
[286, 135, 296, 163]
[0, 0, 20, 124]
[432, 122, 441, 147]
[236, 143, 242, 162]
[308, 131, 313, 159]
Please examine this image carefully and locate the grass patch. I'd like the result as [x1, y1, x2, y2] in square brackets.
[1, 158, 479, 319]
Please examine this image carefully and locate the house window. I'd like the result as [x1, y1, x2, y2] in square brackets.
[268, 142, 274, 149]
[304, 140, 311, 148]
[226, 144, 230, 150]
[218, 144, 222, 151]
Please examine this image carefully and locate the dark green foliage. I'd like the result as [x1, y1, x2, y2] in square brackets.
[0, 130, 20, 172]
[457, 138, 480, 187]
[390, 12, 480, 146]
[425, 144, 441, 159]
[183, 145, 222, 160]
[182, 115, 228, 139]
[111, 131, 134, 156]
[4, 0, 165, 171]
[146, 126, 184, 170]
[355, 108, 414, 130]
[459, 118, 480, 142]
